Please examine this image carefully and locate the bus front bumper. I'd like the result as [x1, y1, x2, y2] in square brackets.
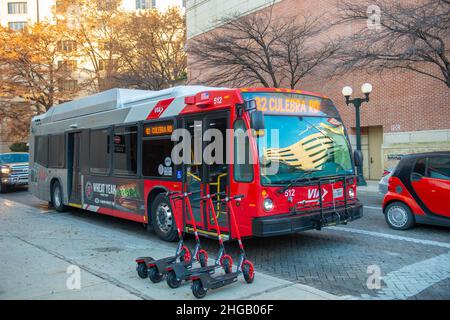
[252, 202, 363, 237]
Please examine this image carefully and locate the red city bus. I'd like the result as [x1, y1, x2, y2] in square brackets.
[29, 86, 363, 241]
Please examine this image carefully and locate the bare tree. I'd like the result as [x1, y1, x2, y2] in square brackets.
[115, 7, 187, 90]
[188, 8, 339, 88]
[337, 0, 450, 88]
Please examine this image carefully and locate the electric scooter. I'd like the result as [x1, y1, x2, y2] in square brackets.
[165, 192, 233, 288]
[135, 191, 199, 283]
[189, 194, 255, 298]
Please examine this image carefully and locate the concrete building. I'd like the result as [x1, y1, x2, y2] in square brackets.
[0, 0, 184, 30]
[186, 0, 450, 180]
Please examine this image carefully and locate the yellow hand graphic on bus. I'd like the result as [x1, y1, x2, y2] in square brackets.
[263, 132, 334, 171]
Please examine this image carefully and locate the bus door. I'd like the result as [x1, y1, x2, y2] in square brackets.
[204, 115, 229, 234]
[183, 113, 230, 236]
[68, 131, 82, 205]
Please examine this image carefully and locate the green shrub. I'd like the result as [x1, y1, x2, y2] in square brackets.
[9, 142, 29, 152]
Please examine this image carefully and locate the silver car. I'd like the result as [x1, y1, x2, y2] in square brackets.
[378, 167, 394, 195]
[0, 152, 29, 193]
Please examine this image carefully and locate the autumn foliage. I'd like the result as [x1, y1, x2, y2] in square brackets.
[0, 1, 186, 145]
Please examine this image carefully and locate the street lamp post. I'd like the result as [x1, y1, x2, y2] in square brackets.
[342, 83, 373, 186]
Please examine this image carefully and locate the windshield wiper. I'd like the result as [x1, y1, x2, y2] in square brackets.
[277, 169, 319, 194]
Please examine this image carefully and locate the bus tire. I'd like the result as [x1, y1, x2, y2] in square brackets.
[151, 193, 178, 242]
[51, 180, 68, 212]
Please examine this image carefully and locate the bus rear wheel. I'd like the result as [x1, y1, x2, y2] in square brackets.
[51, 181, 68, 212]
[151, 193, 178, 242]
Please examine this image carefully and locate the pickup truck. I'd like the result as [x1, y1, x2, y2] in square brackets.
[0, 152, 29, 193]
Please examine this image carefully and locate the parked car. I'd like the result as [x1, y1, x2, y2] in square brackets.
[0, 152, 29, 193]
[382, 151, 450, 230]
[378, 167, 395, 195]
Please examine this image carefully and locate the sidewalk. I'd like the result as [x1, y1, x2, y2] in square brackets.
[356, 180, 380, 194]
[0, 198, 338, 300]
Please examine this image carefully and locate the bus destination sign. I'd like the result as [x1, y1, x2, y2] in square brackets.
[143, 122, 174, 137]
[242, 92, 339, 117]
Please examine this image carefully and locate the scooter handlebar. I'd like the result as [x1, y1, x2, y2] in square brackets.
[200, 191, 226, 201]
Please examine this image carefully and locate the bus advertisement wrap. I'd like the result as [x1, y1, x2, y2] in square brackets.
[84, 177, 144, 215]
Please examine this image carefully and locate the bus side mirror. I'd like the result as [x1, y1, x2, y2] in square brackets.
[251, 111, 265, 131]
[354, 150, 363, 167]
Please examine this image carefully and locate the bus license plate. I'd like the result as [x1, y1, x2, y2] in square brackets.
[333, 188, 343, 198]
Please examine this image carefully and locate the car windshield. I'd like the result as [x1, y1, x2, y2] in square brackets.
[257, 116, 353, 184]
[0, 154, 29, 164]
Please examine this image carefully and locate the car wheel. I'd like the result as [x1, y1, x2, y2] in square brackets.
[151, 193, 178, 242]
[385, 202, 415, 230]
[51, 181, 68, 212]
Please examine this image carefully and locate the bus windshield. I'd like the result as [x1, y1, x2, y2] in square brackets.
[257, 115, 353, 185]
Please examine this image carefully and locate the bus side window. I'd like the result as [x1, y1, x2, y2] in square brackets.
[142, 138, 174, 178]
[35, 135, 49, 167]
[234, 120, 253, 182]
[48, 134, 65, 169]
[89, 129, 110, 175]
[113, 126, 137, 176]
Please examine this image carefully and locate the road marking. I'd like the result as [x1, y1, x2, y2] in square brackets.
[364, 205, 382, 210]
[348, 251, 450, 300]
[331, 226, 450, 249]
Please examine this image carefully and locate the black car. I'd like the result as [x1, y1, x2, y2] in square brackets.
[0, 152, 29, 193]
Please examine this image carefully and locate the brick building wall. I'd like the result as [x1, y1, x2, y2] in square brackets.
[186, 0, 450, 179]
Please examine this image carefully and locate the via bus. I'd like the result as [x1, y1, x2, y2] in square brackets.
[29, 86, 363, 241]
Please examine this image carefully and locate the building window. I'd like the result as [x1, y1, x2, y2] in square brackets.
[142, 139, 174, 177]
[55, 1, 67, 14]
[34, 135, 48, 167]
[136, 0, 155, 10]
[98, 58, 117, 71]
[57, 40, 77, 52]
[113, 126, 138, 175]
[8, 21, 27, 31]
[48, 135, 66, 168]
[89, 129, 110, 175]
[8, 2, 27, 14]
[58, 60, 77, 72]
[97, 0, 117, 11]
[58, 79, 78, 93]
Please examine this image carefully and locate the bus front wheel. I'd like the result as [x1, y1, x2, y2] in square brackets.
[151, 193, 178, 242]
[51, 181, 68, 212]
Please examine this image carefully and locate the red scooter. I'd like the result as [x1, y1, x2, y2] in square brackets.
[165, 192, 233, 288]
[189, 194, 254, 298]
[135, 191, 208, 282]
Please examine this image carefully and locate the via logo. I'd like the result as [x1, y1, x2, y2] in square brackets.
[307, 188, 328, 200]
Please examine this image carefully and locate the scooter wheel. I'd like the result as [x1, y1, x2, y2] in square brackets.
[197, 249, 208, 268]
[220, 254, 233, 274]
[242, 260, 254, 284]
[192, 280, 207, 299]
[148, 266, 163, 283]
[180, 246, 192, 264]
[136, 262, 148, 279]
[166, 270, 182, 289]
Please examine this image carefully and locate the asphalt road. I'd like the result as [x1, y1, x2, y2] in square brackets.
[1, 186, 449, 299]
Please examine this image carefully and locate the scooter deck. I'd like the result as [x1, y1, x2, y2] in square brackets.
[170, 261, 216, 280]
[192, 271, 239, 290]
[140, 255, 178, 274]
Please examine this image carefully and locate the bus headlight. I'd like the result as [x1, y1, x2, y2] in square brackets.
[348, 188, 355, 199]
[1, 166, 10, 175]
[263, 198, 274, 211]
